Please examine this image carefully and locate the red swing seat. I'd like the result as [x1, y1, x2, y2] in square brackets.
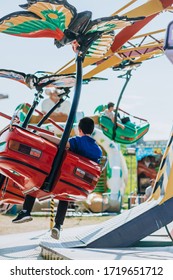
[0, 125, 101, 203]
[0, 177, 25, 204]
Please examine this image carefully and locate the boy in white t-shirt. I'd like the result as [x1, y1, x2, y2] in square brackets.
[104, 102, 115, 122]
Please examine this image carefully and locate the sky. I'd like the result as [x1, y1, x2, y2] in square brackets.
[0, 0, 172, 141]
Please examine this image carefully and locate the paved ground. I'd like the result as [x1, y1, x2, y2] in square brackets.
[0, 230, 45, 260]
[0, 224, 173, 260]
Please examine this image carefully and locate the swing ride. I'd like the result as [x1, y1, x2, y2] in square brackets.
[0, 1, 173, 259]
[31, 27, 165, 146]
[97, 107, 149, 144]
[48, 18, 167, 146]
[94, 70, 150, 144]
[0, 70, 104, 204]
[0, 0, 172, 214]
[37, 18, 173, 253]
[0, 0, 143, 207]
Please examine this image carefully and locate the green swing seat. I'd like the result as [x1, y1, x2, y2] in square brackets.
[99, 115, 149, 144]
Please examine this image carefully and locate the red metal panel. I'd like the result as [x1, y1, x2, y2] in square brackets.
[111, 15, 157, 53]
[160, 0, 173, 8]
[0, 127, 101, 203]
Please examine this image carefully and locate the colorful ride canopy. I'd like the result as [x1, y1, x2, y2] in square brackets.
[0, 0, 144, 58]
[55, 0, 173, 76]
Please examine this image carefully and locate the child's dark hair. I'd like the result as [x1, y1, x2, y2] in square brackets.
[78, 117, 94, 135]
[108, 102, 114, 109]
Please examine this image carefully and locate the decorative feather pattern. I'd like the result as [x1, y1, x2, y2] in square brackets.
[0, 0, 76, 40]
[86, 33, 115, 58]
[0, 0, 144, 57]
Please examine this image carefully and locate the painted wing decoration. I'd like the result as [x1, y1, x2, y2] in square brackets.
[0, 0, 145, 58]
[0, 68, 76, 90]
[34, 70, 108, 83]
[86, 33, 115, 58]
[85, 16, 132, 34]
[37, 73, 76, 88]
[0, 69, 27, 85]
[73, 15, 144, 58]
[83, 15, 145, 58]
[33, 70, 76, 88]
[0, 0, 76, 40]
[0, 69, 42, 89]
[0, 68, 107, 91]
[34, 71, 107, 87]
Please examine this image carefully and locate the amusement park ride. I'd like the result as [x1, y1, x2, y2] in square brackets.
[0, 0, 172, 215]
[0, 0, 145, 208]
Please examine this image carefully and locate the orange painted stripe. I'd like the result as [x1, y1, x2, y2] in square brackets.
[111, 15, 158, 53]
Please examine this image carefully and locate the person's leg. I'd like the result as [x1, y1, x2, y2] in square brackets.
[23, 195, 36, 213]
[12, 195, 36, 223]
[55, 200, 68, 228]
[51, 200, 68, 240]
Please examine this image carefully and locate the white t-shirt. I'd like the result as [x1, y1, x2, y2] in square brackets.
[42, 98, 71, 115]
[104, 109, 115, 121]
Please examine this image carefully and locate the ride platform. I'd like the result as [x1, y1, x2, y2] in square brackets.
[40, 224, 173, 260]
[0, 224, 173, 260]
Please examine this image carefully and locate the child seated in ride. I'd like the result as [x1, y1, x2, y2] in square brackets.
[104, 102, 115, 122]
[12, 117, 102, 240]
[103, 102, 122, 123]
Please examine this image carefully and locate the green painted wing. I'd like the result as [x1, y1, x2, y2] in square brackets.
[0, 0, 76, 40]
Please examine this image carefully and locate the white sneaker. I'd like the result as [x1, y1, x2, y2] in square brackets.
[51, 227, 60, 240]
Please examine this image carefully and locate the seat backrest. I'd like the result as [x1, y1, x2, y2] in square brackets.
[52, 150, 101, 201]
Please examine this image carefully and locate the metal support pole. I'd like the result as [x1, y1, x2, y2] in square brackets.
[22, 91, 43, 128]
[50, 198, 55, 230]
[37, 98, 66, 127]
[112, 70, 132, 140]
[42, 54, 83, 192]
